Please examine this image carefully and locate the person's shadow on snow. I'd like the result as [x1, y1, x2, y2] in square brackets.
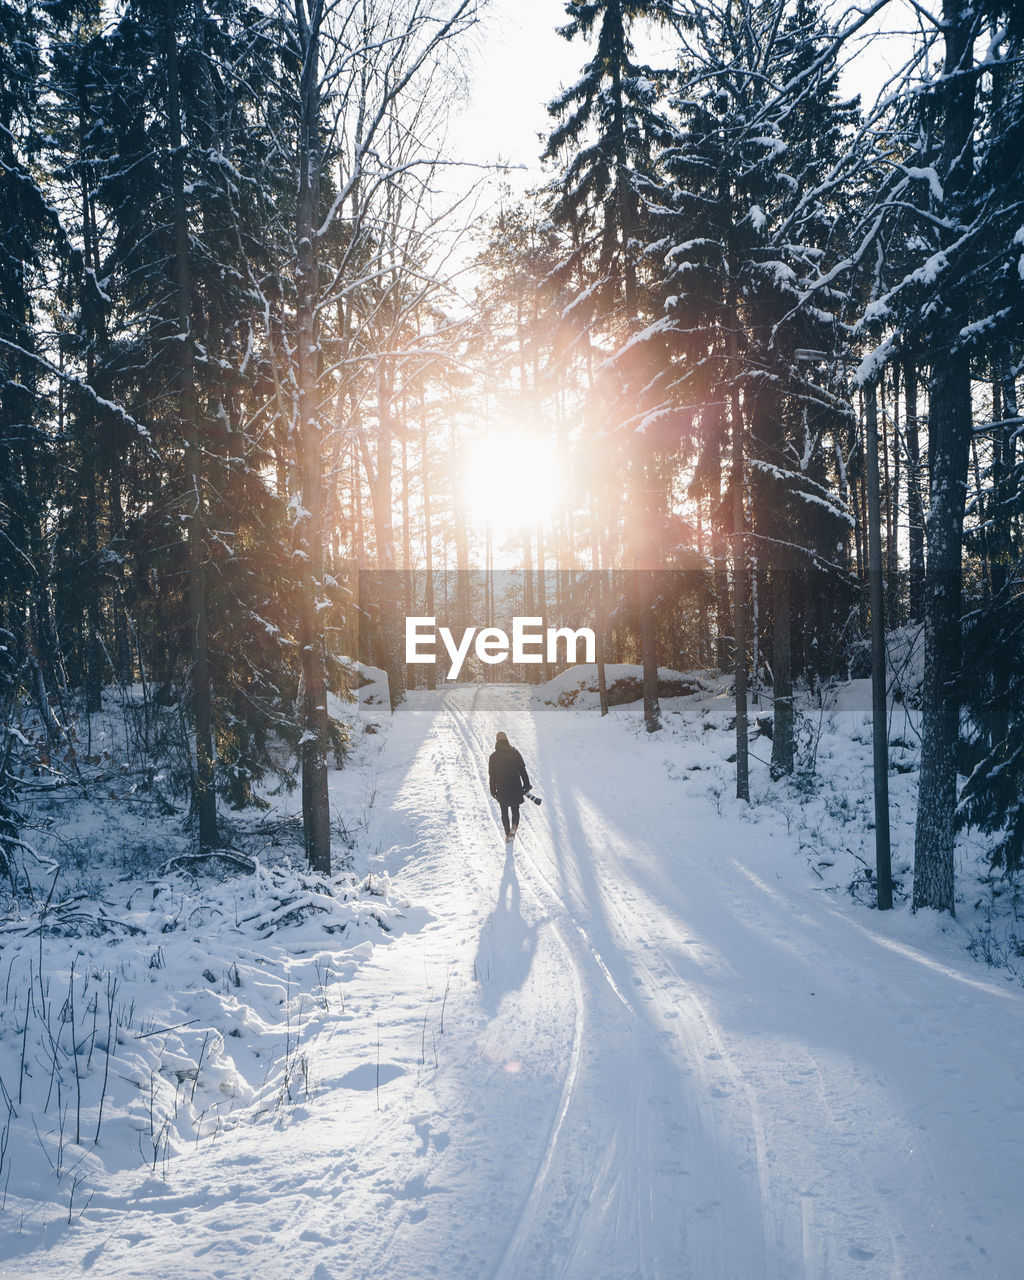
[475, 843, 537, 1017]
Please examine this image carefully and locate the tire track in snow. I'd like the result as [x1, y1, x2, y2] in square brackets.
[549, 791, 781, 1278]
[442, 684, 913, 1279]
[554, 786, 919, 1280]
[439, 689, 589, 1280]
[446, 703, 665, 1273]
[519, 724, 775, 1280]
[362, 683, 582, 1280]
[445, 687, 726, 1279]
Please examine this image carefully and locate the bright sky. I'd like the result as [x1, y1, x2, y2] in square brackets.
[444, 0, 917, 568]
[448, 1, 573, 181]
[448, 0, 920, 195]
[464, 431, 560, 545]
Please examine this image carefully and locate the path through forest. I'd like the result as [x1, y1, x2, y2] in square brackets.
[375, 685, 1022, 1280]
[12, 684, 1024, 1280]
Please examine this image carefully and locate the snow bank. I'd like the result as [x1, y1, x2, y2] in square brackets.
[3, 675, 1021, 1278]
[0, 852, 410, 1248]
[338, 659, 391, 712]
[534, 662, 710, 709]
[0, 677, 405, 1256]
[845, 623, 924, 705]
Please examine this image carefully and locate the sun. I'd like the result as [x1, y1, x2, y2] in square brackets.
[464, 431, 560, 543]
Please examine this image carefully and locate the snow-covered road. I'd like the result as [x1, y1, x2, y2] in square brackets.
[398, 685, 1024, 1280]
[11, 683, 1024, 1279]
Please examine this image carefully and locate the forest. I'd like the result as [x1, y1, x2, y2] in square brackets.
[2, 0, 1023, 917]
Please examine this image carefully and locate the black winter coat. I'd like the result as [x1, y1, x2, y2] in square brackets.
[488, 743, 530, 803]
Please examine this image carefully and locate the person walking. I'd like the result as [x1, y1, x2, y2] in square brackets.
[488, 731, 531, 842]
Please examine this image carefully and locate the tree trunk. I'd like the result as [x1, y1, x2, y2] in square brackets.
[634, 446, 660, 732]
[295, 0, 330, 874]
[865, 381, 893, 909]
[709, 406, 732, 671]
[987, 354, 1018, 754]
[166, 5, 217, 850]
[452, 409, 470, 642]
[590, 495, 609, 715]
[420, 386, 436, 691]
[913, 354, 971, 913]
[78, 67, 104, 716]
[83, 449, 103, 716]
[369, 366, 405, 707]
[883, 368, 900, 627]
[904, 360, 925, 624]
[731, 417, 749, 800]
[399, 417, 413, 689]
[640, 565, 660, 731]
[912, 0, 977, 915]
[728, 322, 749, 798]
[107, 458, 131, 684]
[537, 522, 550, 683]
[401, 422, 412, 617]
[524, 532, 535, 613]
[769, 565, 793, 778]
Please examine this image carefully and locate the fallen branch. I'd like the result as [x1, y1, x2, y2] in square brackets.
[160, 849, 257, 877]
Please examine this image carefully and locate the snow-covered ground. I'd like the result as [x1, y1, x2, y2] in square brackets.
[3, 677, 1024, 1279]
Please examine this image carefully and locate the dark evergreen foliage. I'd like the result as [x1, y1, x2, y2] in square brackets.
[1, 0, 1022, 901]
[958, 580, 1024, 872]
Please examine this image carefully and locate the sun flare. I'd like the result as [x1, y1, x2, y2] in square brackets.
[464, 432, 560, 541]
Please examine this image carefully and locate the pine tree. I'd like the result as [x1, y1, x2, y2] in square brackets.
[910, 1, 1023, 912]
[950, 10, 1024, 878]
[650, 0, 860, 785]
[37, 0, 306, 834]
[841, 0, 1023, 910]
[545, 0, 674, 732]
[739, 0, 860, 776]
[0, 0, 69, 730]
